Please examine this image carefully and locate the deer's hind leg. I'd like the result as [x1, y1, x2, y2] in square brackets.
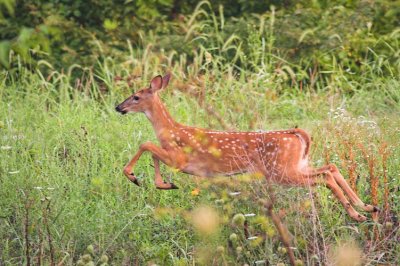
[294, 164, 378, 213]
[252, 153, 370, 221]
[326, 164, 378, 212]
[293, 165, 367, 222]
[292, 167, 368, 222]
[254, 158, 367, 222]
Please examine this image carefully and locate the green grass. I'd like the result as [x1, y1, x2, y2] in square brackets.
[1, 47, 399, 265]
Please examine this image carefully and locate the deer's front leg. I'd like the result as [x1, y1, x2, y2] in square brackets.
[123, 143, 150, 186]
[123, 142, 184, 188]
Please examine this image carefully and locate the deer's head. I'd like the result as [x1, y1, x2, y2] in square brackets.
[115, 74, 170, 115]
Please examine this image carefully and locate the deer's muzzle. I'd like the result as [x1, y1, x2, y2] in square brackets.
[115, 105, 127, 115]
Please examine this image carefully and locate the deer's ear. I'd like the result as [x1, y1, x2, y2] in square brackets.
[150, 75, 163, 92]
[162, 73, 171, 89]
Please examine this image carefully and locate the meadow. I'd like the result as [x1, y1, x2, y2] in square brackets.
[1, 1, 400, 265]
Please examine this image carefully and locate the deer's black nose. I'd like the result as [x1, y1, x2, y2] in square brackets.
[115, 105, 127, 114]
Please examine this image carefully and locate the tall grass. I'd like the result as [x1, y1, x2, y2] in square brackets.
[1, 4, 399, 265]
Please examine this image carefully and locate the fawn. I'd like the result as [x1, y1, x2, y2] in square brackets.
[116, 74, 378, 222]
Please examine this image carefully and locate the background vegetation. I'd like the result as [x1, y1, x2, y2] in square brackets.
[0, 0, 399, 265]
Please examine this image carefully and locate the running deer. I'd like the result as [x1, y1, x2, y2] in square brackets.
[115, 74, 378, 222]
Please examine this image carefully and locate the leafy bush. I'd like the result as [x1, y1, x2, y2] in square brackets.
[0, 0, 399, 82]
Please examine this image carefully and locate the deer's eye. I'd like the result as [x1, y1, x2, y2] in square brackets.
[133, 96, 140, 101]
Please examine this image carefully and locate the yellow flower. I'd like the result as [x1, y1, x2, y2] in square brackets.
[191, 188, 200, 196]
[183, 146, 193, 154]
[208, 146, 222, 158]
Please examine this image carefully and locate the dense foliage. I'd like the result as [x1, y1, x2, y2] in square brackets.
[1, 0, 399, 80]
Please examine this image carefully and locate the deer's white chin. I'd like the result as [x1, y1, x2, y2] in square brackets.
[144, 111, 152, 119]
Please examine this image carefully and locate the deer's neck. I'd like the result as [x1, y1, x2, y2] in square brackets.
[144, 97, 179, 137]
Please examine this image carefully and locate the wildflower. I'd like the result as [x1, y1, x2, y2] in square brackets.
[191, 206, 219, 235]
[208, 146, 222, 157]
[100, 255, 109, 263]
[328, 241, 362, 266]
[236, 246, 243, 254]
[86, 245, 94, 255]
[278, 247, 287, 255]
[232, 213, 246, 227]
[385, 222, 393, 230]
[229, 233, 238, 242]
[205, 52, 212, 64]
[295, 259, 304, 266]
[191, 188, 200, 196]
[216, 246, 225, 254]
[82, 254, 92, 263]
[214, 199, 224, 205]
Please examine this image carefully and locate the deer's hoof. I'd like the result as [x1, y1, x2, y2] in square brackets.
[131, 179, 140, 186]
[128, 173, 140, 186]
[156, 182, 179, 190]
[170, 183, 179, 189]
[363, 203, 380, 212]
[356, 214, 367, 222]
